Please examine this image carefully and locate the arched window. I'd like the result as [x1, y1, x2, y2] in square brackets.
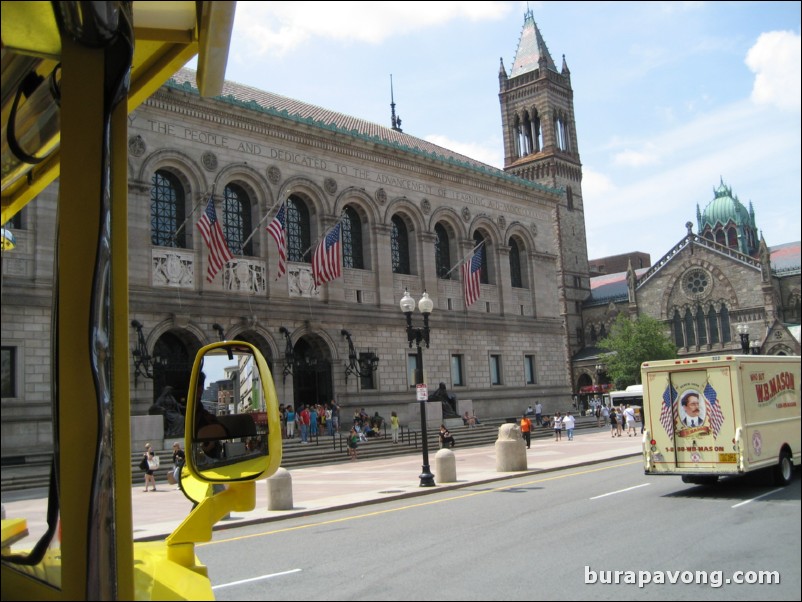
[473, 232, 489, 284]
[708, 306, 720, 344]
[589, 325, 597, 344]
[435, 223, 451, 279]
[287, 196, 311, 263]
[727, 227, 738, 249]
[509, 238, 523, 288]
[715, 230, 726, 246]
[391, 215, 410, 274]
[696, 306, 707, 345]
[223, 183, 252, 256]
[684, 308, 696, 347]
[150, 170, 185, 247]
[720, 306, 731, 342]
[341, 206, 364, 269]
[673, 310, 684, 347]
[599, 324, 607, 340]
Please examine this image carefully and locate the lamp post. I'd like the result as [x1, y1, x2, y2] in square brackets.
[400, 288, 435, 487]
[736, 323, 750, 355]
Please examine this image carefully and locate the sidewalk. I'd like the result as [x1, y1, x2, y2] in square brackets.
[1, 428, 642, 545]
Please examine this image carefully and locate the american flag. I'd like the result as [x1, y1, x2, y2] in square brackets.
[462, 244, 484, 307]
[312, 223, 342, 287]
[703, 382, 725, 437]
[196, 196, 233, 283]
[660, 383, 677, 437]
[266, 203, 287, 280]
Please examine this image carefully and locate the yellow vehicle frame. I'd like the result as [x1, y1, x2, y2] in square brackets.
[1, 3, 239, 599]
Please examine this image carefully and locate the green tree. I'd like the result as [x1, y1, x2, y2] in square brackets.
[598, 314, 677, 388]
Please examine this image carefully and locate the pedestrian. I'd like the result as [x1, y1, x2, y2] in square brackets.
[439, 425, 456, 448]
[534, 401, 543, 426]
[520, 414, 532, 448]
[623, 404, 637, 437]
[347, 427, 359, 460]
[299, 405, 311, 443]
[553, 412, 563, 441]
[325, 404, 334, 436]
[595, 404, 603, 427]
[170, 442, 185, 489]
[309, 404, 319, 439]
[609, 407, 620, 437]
[285, 405, 296, 439]
[563, 411, 576, 441]
[390, 410, 399, 444]
[331, 399, 340, 432]
[279, 403, 287, 439]
[141, 443, 159, 492]
[601, 404, 610, 427]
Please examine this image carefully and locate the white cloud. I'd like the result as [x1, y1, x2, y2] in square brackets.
[424, 134, 503, 168]
[233, 1, 512, 57]
[746, 30, 801, 110]
[612, 147, 660, 168]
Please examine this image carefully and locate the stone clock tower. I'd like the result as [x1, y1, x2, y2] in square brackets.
[499, 9, 590, 354]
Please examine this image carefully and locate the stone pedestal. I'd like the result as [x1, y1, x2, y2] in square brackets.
[407, 401, 442, 431]
[267, 467, 293, 510]
[495, 423, 527, 472]
[456, 399, 473, 417]
[131, 415, 164, 450]
[435, 449, 457, 483]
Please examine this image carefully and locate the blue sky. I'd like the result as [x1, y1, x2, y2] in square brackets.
[200, 1, 801, 263]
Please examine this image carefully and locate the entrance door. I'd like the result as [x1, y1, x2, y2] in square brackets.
[291, 337, 332, 407]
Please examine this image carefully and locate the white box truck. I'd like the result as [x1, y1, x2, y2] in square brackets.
[641, 355, 800, 485]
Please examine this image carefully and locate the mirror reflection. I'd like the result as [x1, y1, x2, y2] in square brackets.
[192, 345, 270, 476]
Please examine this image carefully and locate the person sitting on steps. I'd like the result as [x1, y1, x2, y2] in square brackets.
[439, 424, 456, 449]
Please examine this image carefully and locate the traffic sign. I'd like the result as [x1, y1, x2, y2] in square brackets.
[416, 383, 428, 401]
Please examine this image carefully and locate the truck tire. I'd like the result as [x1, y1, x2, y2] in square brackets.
[773, 451, 793, 487]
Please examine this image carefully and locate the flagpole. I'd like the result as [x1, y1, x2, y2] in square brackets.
[443, 239, 485, 279]
[169, 194, 208, 246]
[300, 211, 347, 259]
[237, 192, 294, 255]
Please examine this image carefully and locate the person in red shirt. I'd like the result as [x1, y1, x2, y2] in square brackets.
[520, 414, 532, 449]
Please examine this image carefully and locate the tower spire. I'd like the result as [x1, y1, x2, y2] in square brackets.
[390, 74, 402, 132]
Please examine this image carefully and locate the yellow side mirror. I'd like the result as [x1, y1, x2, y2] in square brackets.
[183, 341, 282, 484]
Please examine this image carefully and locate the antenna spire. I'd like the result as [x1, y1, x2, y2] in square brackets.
[390, 74, 403, 132]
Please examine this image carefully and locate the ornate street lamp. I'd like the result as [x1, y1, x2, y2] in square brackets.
[736, 323, 750, 355]
[400, 288, 435, 487]
[279, 326, 295, 383]
[340, 329, 380, 384]
[130, 320, 165, 384]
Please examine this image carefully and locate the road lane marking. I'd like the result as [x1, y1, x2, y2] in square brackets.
[731, 488, 784, 508]
[212, 568, 302, 590]
[198, 459, 642, 547]
[589, 483, 650, 499]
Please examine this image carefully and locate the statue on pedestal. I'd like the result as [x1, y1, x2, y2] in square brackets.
[148, 385, 185, 437]
[429, 382, 459, 418]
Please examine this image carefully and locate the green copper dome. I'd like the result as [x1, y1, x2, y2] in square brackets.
[697, 178, 759, 256]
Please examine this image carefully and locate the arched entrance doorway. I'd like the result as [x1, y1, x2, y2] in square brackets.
[291, 335, 332, 408]
[152, 330, 202, 407]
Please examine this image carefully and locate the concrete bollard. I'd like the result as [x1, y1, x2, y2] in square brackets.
[267, 467, 293, 510]
[435, 448, 457, 483]
[495, 423, 527, 472]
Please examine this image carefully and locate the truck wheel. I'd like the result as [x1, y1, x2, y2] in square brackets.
[773, 451, 793, 487]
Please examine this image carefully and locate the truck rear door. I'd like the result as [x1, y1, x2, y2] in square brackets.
[668, 368, 736, 471]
